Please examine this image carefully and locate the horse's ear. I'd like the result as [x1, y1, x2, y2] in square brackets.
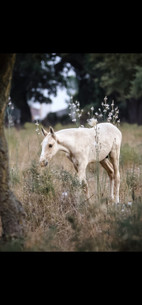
[49, 126, 57, 141]
[41, 127, 48, 137]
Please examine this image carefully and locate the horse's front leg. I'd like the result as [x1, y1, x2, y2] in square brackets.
[77, 165, 90, 199]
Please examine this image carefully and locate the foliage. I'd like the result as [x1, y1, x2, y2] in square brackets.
[10, 53, 142, 124]
[10, 53, 65, 123]
[129, 66, 142, 99]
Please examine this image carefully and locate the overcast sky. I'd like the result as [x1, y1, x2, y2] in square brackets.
[28, 61, 76, 118]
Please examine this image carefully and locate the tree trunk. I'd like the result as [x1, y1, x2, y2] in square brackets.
[126, 98, 142, 125]
[0, 54, 26, 239]
[19, 96, 32, 124]
[137, 98, 142, 125]
[126, 98, 138, 124]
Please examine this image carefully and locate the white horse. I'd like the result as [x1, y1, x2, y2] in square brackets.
[39, 123, 122, 203]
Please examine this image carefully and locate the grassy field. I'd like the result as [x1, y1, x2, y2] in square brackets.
[0, 122, 142, 251]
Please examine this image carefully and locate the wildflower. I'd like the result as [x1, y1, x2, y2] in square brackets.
[8, 101, 12, 106]
[87, 118, 98, 127]
[104, 96, 108, 104]
[91, 106, 94, 111]
[62, 192, 68, 197]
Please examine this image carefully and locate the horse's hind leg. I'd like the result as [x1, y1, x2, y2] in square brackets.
[109, 143, 121, 204]
[100, 158, 114, 201]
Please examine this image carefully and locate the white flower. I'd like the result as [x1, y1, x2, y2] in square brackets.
[104, 96, 108, 103]
[62, 192, 68, 198]
[88, 118, 98, 127]
[91, 106, 94, 111]
[72, 118, 76, 122]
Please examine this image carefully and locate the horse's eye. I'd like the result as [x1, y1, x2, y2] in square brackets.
[49, 144, 52, 148]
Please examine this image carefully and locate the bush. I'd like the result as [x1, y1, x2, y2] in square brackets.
[23, 161, 55, 196]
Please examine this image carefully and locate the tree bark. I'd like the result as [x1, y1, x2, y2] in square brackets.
[126, 98, 138, 124]
[137, 98, 142, 125]
[0, 54, 26, 239]
[126, 98, 142, 125]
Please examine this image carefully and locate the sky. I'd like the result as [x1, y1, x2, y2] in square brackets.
[28, 87, 71, 120]
[28, 60, 76, 120]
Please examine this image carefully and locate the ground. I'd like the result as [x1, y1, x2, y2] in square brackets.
[0, 122, 142, 251]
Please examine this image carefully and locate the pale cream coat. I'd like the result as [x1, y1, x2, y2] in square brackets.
[40, 123, 122, 203]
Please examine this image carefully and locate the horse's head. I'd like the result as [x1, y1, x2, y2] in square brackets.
[39, 126, 58, 167]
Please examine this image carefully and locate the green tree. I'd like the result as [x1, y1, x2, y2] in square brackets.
[10, 53, 142, 125]
[88, 53, 142, 124]
[10, 53, 64, 123]
[55, 53, 105, 108]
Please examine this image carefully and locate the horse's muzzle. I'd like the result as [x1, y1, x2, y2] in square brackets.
[40, 160, 48, 167]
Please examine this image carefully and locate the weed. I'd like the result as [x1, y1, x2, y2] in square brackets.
[120, 143, 141, 166]
[23, 161, 55, 196]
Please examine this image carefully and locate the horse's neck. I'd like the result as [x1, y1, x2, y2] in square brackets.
[57, 142, 70, 154]
[57, 130, 76, 155]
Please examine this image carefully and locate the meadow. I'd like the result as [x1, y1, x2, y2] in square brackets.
[0, 122, 142, 251]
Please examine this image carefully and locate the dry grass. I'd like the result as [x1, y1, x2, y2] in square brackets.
[0, 122, 142, 251]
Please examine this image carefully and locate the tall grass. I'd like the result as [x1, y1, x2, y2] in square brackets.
[1, 103, 142, 251]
